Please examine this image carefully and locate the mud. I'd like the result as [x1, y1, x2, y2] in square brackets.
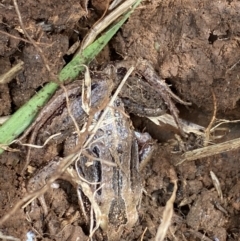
[1, 0, 240, 240]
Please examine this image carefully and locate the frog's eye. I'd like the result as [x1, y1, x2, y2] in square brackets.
[92, 146, 101, 158]
[91, 83, 98, 90]
[117, 67, 127, 76]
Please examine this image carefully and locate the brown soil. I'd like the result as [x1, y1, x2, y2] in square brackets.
[1, 0, 240, 240]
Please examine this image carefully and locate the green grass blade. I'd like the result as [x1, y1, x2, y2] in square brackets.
[0, 0, 142, 154]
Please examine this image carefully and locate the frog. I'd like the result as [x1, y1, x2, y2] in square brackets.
[23, 59, 190, 240]
[26, 97, 152, 240]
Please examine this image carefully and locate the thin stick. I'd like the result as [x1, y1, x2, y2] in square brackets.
[88, 184, 105, 239]
[226, 58, 240, 73]
[140, 227, 148, 241]
[176, 137, 240, 165]
[0, 29, 52, 46]
[60, 84, 81, 136]
[155, 180, 177, 241]
[15, 133, 61, 148]
[204, 89, 217, 146]
[148, 114, 205, 136]
[188, 230, 213, 241]
[83, 0, 110, 34]
[211, 118, 240, 132]
[78, 0, 138, 52]
[13, 0, 51, 73]
[0, 231, 20, 241]
[0, 61, 24, 84]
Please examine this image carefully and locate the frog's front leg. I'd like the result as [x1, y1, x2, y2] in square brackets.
[113, 59, 191, 136]
[136, 58, 191, 136]
[134, 131, 156, 171]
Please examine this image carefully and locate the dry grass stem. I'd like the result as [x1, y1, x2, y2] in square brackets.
[75, 160, 102, 185]
[81, 65, 92, 114]
[211, 118, 240, 132]
[78, 0, 137, 52]
[60, 211, 80, 233]
[140, 227, 148, 241]
[66, 40, 80, 55]
[155, 179, 177, 241]
[0, 29, 33, 44]
[16, 133, 61, 149]
[188, 230, 213, 241]
[13, 0, 52, 74]
[227, 58, 240, 73]
[66, 168, 104, 239]
[204, 89, 217, 146]
[0, 144, 19, 152]
[109, 0, 124, 10]
[81, 150, 117, 167]
[0, 29, 51, 45]
[0, 61, 24, 84]
[0, 177, 53, 225]
[0, 231, 20, 241]
[176, 137, 240, 165]
[77, 189, 89, 224]
[60, 84, 81, 137]
[210, 171, 223, 201]
[148, 114, 205, 136]
[89, 184, 106, 239]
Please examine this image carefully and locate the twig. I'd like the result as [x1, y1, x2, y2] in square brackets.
[78, 0, 138, 53]
[187, 230, 213, 241]
[204, 89, 217, 146]
[0, 231, 20, 241]
[0, 144, 19, 152]
[60, 84, 81, 136]
[109, 0, 124, 10]
[140, 227, 148, 241]
[15, 133, 61, 148]
[83, 0, 110, 36]
[210, 171, 223, 201]
[226, 58, 240, 73]
[13, 0, 51, 73]
[0, 29, 51, 45]
[176, 137, 240, 165]
[148, 114, 205, 136]
[211, 118, 240, 132]
[81, 150, 116, 167]
[88, 184, 105, 239]
[155, 179, 177, 241]
[0, 61, 24, 84]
